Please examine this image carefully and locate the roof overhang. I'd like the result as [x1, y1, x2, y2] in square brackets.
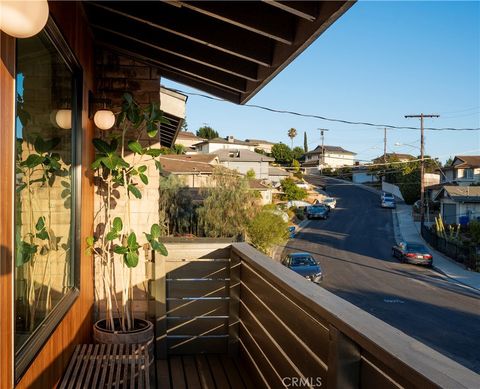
[83, 1, 355, 104]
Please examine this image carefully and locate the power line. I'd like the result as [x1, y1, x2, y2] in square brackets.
[169, 88, 480, 132]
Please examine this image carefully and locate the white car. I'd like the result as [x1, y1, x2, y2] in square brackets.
[322, 197, 337, 209]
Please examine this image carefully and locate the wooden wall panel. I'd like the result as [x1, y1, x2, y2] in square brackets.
[0, 31, 15, 389]
[15, 2, 95, 388]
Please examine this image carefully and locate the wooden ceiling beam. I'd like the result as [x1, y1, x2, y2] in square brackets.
[262, 1, 318, 21]
[95, 35, 248, 93]
[88, 14, 259, 81]
[173, 1, 295, 45]
[88, 1, 273, 66]
[98, 43, 243, 103]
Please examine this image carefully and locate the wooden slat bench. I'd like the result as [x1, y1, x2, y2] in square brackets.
[59, 343, 151, 389]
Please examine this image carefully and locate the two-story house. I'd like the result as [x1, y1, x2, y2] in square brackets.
[442, 156, 480, 185]
[302, 145, 356, 172]
[216, 149, 274, 179]
[245, 139, 276, 154]
[175, 131, 206, 151]
[194, 136, 256, 154]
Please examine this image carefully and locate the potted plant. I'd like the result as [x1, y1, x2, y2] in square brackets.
[87, 93, 169, 351]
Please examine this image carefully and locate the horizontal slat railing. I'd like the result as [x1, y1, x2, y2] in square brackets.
[232, 242, 480, 389]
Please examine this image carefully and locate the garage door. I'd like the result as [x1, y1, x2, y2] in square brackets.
[442, 203, 456, 224]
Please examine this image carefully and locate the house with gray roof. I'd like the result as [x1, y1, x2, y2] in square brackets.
[434, 185, 480, 224]
[303, 145, 356, 170]
[194, 135, 256, 154]
[216, 149, 274, 179]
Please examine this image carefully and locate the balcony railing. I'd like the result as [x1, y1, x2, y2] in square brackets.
[148, 239, 479, 388]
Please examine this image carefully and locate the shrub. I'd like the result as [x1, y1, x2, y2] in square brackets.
[281, 177, 307, 201]
[247, 208, 289, 254]
[469, 220, 480, 244]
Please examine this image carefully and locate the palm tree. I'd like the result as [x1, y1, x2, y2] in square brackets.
[288, 127, 297, 149]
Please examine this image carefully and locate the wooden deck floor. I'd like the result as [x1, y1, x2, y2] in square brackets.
[156, 355, 255, 389]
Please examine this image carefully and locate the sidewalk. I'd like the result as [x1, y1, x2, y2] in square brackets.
[272, 218, 311, 261]
[393, 202, 480, 291]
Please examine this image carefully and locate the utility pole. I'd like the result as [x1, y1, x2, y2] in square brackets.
[404, 114, 439, 226]
[316, 128, 329, 175]
[383, 128, 387, 164]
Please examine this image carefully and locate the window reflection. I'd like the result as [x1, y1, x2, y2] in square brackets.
[14, 32, 75, 353]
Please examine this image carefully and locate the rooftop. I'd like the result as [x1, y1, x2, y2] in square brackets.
[159, 154, 218, 174]
[245, 139, 276, 145]
[176, 131, 205, 141]
[451, 155, 480, 168]
[268, 167, 290, 176]
[194, 136, 252, 147]
[216, 149, 275, 162]
[372, 153, 415, 161]
[305, 145, 356, 156]
[435, 185, 480, 202]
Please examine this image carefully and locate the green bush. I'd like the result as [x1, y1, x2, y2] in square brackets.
[281, 177, 307, 201]
[247, 209, 289, 254]
[469, 220, 480, 244]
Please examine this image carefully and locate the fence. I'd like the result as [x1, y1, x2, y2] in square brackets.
[421, 225, 480, 271]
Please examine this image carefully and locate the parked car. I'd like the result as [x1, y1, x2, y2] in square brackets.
[381, 198, 396, 209]
[322, 197, 337, 209]
[306, 205, 329, 220]
[288, 226, 296, 238]
[286, 200, 312, 209]
[281, 252, 323, 283]
[295, 181, 311, 190]
[392, 241, 433, 267]
[381, 192, 395, 201]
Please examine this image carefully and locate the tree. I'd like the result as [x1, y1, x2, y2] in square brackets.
[247, 208, 289, 255]
[271, 143, 293, 164]
[281, 177, 307, 201]
[292, 146, 304, 161]
[288, 127, 297, 149]
[198, 167, 258, 238]
[246, 169, 256, 179]
[181, 117, 188, 132]
[292, 159, 301, 173]
[304, 131, 308, 153]
[445, 156, 453, 167]
[197, 126, 219, 139]
[171, 144, 186, 154]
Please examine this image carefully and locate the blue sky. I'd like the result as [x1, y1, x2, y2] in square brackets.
[162, 1, 480, 164]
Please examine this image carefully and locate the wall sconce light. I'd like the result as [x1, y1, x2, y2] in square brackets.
[89, 91, 115, 131]
[55, 109, 72, 130]
[0, 0, 49, 38]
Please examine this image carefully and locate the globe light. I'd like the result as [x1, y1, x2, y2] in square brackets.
[94, 109, 115, 130]
[55, 109, 72, 130]
[0, 0, 49, 39]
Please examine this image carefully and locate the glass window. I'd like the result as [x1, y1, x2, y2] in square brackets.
[14, 25, 80, 374]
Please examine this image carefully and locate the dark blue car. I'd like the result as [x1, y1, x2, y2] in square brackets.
[281, 252, 323, 284]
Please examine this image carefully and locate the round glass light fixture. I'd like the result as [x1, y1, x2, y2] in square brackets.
[0, 0, 49, 38]
[94, 109, 115, 130]
[55, 109, 72, 130]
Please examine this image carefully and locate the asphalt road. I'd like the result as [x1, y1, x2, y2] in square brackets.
[282, 176, 480, 374]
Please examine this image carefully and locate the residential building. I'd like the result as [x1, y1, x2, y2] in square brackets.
[268, 166, 290, 186]
[175, 131, 206, 149]
[303, 145, 356, 170]
[248, 179, 273, 205]
[372, 153, 415, 164]
[216, 149, 274, 179]
[434, 186, 480, 224]
[194, 136, 256, 154]
[441, 156, 480, 186]
[159, 154, 219, 188]
[245, 139, 276, 154]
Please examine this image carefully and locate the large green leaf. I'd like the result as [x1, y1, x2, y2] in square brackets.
[150, 224, 161, 239]
[86, 236, 94, 246]
[124, 251, 139, 268]
[35, 216, 45, 231]
[112, 217, 123, 232]
[128, 184, 142, 199]
[34, 137, 61, 153]
[139, 173, 148, 185]
[36, 230, 49, 240]
[146, 122, 158, 138]
[106, 231, 118, 241]
[145, 148, 162, 157]
[113, 245, 128, 255]
[151, 240, 168, 256]
[127, 232, 137, 248]
[20, 154, 44, 168]
[138, 165, 147, 173]
[92, 138, 113, 154]
[128, 140, 144, 155]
